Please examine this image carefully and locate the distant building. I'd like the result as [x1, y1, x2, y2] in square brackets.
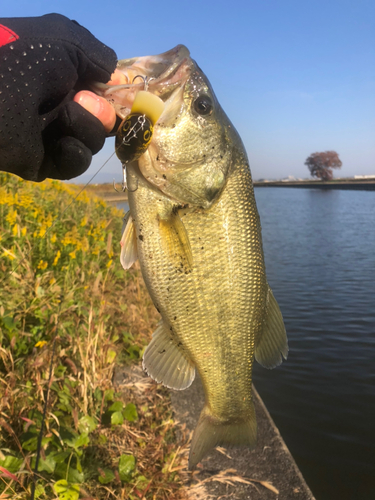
[281, 175, 297, 182]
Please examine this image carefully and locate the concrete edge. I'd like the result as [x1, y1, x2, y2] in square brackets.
[171, 376, 316, 500]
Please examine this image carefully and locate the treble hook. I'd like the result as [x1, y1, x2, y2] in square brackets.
[113, 164, 139, 193]
[113, 164, 127, 192]
[132, 75, 155, 92]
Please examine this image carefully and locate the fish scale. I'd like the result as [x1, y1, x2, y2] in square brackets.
[94, 45, 288, 469]
[127, 156, 268, 462]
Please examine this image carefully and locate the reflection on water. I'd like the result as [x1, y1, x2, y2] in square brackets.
[253, 188, 375, 500]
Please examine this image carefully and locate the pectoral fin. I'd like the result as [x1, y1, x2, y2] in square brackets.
[159, 212, 193, 273]
[142, 321, 195, 390]
[255, 286, 288, 369]
[120, 212, 138, 270]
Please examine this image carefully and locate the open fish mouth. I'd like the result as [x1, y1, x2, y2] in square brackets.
[92, 45, 191, 119]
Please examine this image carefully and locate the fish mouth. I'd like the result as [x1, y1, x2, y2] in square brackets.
[92, 45, 191, 118]
[116, 44, 190, 83]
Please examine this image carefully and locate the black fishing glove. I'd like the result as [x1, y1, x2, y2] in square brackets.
[0, 13, 117, 181]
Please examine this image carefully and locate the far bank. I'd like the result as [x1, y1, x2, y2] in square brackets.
[254, 178, 375, 190]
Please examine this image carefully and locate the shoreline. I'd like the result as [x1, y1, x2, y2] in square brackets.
[83, 178, 375, 199]
[171, 374, 316, 499]
[254, 179, 375, 190]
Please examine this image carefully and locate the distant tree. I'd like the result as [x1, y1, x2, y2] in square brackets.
[305, 151, 342, 181]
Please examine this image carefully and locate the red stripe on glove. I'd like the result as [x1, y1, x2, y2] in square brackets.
[0, 24, 19, 48]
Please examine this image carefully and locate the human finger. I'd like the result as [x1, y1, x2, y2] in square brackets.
[74, 91, 116, 133]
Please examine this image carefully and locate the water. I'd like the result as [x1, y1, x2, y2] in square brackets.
[117, 189, 375, 499]
[116, 201, 129, 213]
[252, 188, 375, 500]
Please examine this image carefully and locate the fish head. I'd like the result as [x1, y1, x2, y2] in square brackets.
[93, 45, 242, 208]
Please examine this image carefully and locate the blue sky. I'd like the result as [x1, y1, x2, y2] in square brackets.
[3, 0, 375, 181]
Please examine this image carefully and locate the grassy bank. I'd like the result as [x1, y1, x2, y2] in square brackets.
[84, 184, 128, 201]
[0, 174, 188, 499]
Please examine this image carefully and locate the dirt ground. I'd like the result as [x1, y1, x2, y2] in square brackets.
[171, 376, 316, 500]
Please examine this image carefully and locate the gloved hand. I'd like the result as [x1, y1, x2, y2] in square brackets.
[0, 13, 117, 181]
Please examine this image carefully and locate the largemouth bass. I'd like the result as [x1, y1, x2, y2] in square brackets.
[94, 45, 288, 469]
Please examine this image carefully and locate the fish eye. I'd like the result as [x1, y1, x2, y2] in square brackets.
[193, 95, 213, 116]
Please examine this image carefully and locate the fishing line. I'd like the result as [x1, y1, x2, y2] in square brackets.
[1, 147, 123, 285]
[2, 85, 152, 493]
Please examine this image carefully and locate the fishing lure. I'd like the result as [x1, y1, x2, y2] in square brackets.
[114, 85, 164, 191]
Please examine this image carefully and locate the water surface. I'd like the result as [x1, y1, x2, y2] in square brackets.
[253, 188, 375, 500]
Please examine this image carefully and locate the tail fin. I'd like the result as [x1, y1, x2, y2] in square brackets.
[188, 404, 257, 470]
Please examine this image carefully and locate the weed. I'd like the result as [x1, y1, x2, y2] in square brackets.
[0, 173, 189, 499]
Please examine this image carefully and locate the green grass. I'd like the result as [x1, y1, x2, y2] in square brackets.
[0, 173, 188, 499]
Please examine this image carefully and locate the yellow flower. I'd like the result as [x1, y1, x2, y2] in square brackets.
[21, 227, 27, 237]
[69, 250, 76, 259]
[45, 214, 53, 228]
[35, 340, 47, 348]
[61, 227, 79, 246]
[37, 260, 48, 270]
[12, 224, 19, 237]
[5, 209, 17, 226]
[0, 190, 14, 205]
[78, 191, 90, 204]
[17, 193, 33, 208]
[106, 259, 113, 268]
[2, 249, 16, 260]
[81, 237, 89, 252]
[53, 250, 61, 266]
[51, 233, 57, 243]
[96, 200, 106, 209]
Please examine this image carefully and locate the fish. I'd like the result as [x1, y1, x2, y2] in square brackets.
[94, 45, 288, 469]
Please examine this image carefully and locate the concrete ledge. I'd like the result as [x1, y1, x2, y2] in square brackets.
[171, 376, 316, 500]
[100, 194, 128, 203]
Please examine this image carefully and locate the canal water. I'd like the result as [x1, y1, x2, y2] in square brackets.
[253, 187, 375, 500]
[117, 188, 375, 499]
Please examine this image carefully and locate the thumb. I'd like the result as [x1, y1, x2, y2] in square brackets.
[74, 91, 116, 133]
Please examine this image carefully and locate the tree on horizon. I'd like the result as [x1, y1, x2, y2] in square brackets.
[305, 151, 342, 181]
